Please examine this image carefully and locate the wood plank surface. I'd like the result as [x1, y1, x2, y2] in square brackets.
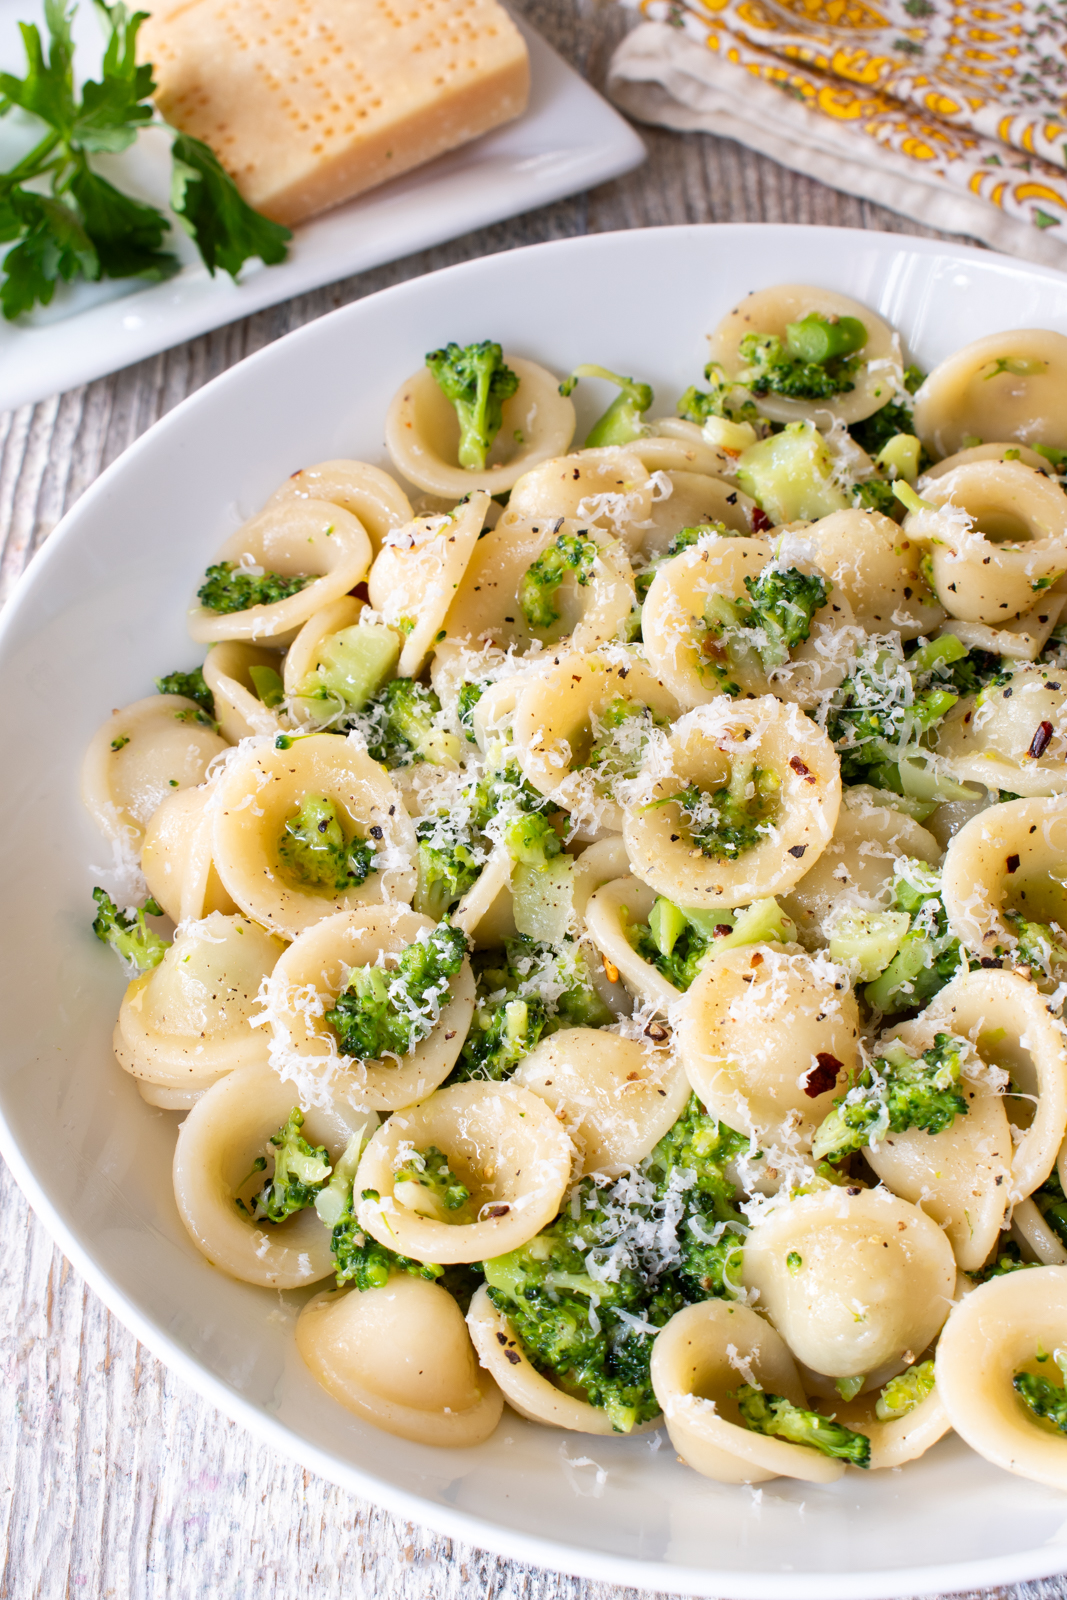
[1, 0, 1060, 1595]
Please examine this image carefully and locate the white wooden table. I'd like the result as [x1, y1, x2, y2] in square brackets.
[2, 1, 1063, 1595]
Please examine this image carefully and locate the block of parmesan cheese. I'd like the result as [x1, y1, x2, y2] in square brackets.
[138, 0, 530, 227]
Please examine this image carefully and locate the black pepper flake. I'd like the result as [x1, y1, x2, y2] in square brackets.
[805, 1053, 841, 1098]
[369, 824, 384, 839]
[980, 957, 1003, 968]
[1006, 853, 1020, 873]
[788, 844, 807, 859]
[726, 492, 738, 505]
[1003, 687, 1013, 698]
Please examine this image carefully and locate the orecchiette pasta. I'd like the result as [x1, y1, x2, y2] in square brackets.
[211, 734, 417, 938]
[622, 698, 841, 909]
[79, 297, 1067, 1486]
[173, 1060, 372, 1287]
[742, 1187, 957, 1386]
[81, 694, 229, 848]
[935, 1266, 1067, 1491]
[298, 1276, 503, 1445]
[187, 500, 372, 645]
[385, 357, 576, 498]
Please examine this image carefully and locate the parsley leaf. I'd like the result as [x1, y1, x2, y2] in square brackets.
[169, 132, 290, 279]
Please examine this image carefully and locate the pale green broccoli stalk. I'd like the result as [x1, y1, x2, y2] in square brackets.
[862, 858, 966, 1015]
[1014, 1367, 1067, 1434]
[1003, 912, 1067, 976]
[197, 561, 311, 614]
[414, 826, 482, 922]
[559, 364, 653, 448]
[519, 531, 598, 630]
[735, 1386, 871, 1466]
[277, 794, 376, 891]
[394, 1144, 472, 1219]
[875, 1360, 936, 1421]
[155, 666, 214, 716]
[326, 921, 468, 1061]
[365, 678, 461, 768]
[812, 1033, 969, 1163]
[237, 1109, 331, 1224]
[627, 896, 794, 991]
[91, 888, 170, 973]
[248, 663, 285, 708]
[645, 761, 780, 863]
[425, 340, 519, 471]
[737, 314, 867, 401]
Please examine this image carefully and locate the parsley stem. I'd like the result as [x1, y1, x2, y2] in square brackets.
[5, 128, 61, 182]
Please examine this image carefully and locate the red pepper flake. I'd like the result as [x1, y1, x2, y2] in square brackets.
[485, 1204, 510, 1218]
[1028, 720, 1054, 759]
[805, 1052, 842, 1098]
[789, 756, 815, 783]
[750, 507, 772, 533]
[714, 924, 733, 937]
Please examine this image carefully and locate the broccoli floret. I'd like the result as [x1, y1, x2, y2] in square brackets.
[735, 1386, 871, 1466]
[331, 1188, 445, 1290]
[455, 996, 547, 1081]
[394, 1144, 472, 1219]
[1032, 1168, 1067, 1248]
[414, 828, 482, 922]
[575, 696, 668, 789]
[197, 561, 311, 614]
[364, 678, 460, 768]
[456, 680, 486, 736]
[559, 365, 653, 448]
[236, 1109, 331, 1223]
[737, 314, 867, 401]
[875, 1360, 936, 1420]
[643, 1095, 749, 1298]
[628, 903, 712, 991]
[277, 794, 376, 891]
[677, 361, 759, 426]
[519, 531, 598, 630]
[452, 934, 611, 1081]
[646, 762, 780, 862]
[505, 810, 562, 867]
[854, 479, 899, 517]
[968, 1240, 1037, 1284]
[155, 666, 214, 716]
[812, 1033, 969, 1163]
[739, 566, 829, 670]
[91, 888, 170, 973]
[861, 857, 967, 1015]
[326, 921, 468, 1061]
[826, 635, 966, 788]
[425, 340, 519, 471]
[1014, 1368, 1067, 1434]
[849, 399, 915, 457]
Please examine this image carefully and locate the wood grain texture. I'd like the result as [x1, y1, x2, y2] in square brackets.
[1, 0, 1062, 1596]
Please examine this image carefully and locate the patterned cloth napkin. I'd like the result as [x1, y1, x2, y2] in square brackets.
[607, 0, 1067, 268]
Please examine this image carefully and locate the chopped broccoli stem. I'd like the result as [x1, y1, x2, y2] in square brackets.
[737, 315, 867, 401]
[325, 921, 468, 1061]
[1014, 1368, 1067, 1434]
[505, 810, 562, 867]
[394, 1144, 472, 1220]
[875, 1360, 936, 1421]
[277, 794, 376, 891]
[735, 1386, 871, 1466]
[519, 532, 598, 630]
[646, 762, 780, 862]
[559, 364, 654, 448]
[364, 678, 461, 768]
[426, 340, 519, 471]
[197, 561, 312, 614]
[812, 1033, 969, 1163]
[859, 858, 967, 1015]
[238, 1109, 331, 1223]
[91, 888, 170, 973]
[248, 663, 285, 708]
[155, 666, 214, 716]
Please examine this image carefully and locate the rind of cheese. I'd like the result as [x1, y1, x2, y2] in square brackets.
[139, 0, 530, 226]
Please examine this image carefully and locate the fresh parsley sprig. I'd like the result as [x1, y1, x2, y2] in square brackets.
[0, 0, 290, 319]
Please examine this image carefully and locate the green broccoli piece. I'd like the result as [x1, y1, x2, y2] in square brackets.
[248, 664, 285, 708]
[1032, 1169, 1067, 1248]
[237, 1109, 331, 1223]
[1014, 1368, 1067, 1434]
[861, 857, 967, 1015]
[455, 996, 547, 1081]
[91, 888, 170, 973]
[1003, 913, 1067, 976]
[425, 340, 519, 471]
[452, 934, 611, 1080]
[645, 761, 780, 862]
[967, 1240, 1036, 1283]
[155, 666, 214, 716]
[326, 921, 468, 1061]
[277, 794, 376, 891]
[812, 1033, 969, 1163]
[197, 561, 312, 614]
[676, 361, 758, 425]
[854, 479, 900, 517]
[875, 1360, 936, 1420]
[414, 827, 482, 921]
[364, 678, 460, 768]
[559, 364, 653, 448]
[505, 810, 562, 867]
[519, 531, 598, 630]
[456, 680, 486, 736]
[737, 314, 867, 401]
[849, 399, 916, 457]
[643, 1095, 750, 1298]
[331, 1189, 445, 1290]
[575, 696, 668, 788]
[394, 1144, 472, 1218]
[735, 1386, 871, 1466]
[826, 635, 967, 789]
[628, 903, 713, 991]
[739, 565, 829, 670]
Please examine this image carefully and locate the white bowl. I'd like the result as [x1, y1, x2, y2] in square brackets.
[3, 224, 1067, 1599]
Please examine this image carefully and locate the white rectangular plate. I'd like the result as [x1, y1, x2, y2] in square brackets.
[0, 2, 645, 413]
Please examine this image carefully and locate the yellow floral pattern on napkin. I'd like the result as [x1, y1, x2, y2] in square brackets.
[636, 0, 1067, 237]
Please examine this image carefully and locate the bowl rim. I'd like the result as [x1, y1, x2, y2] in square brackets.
[5, 221, 1067, 1598]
